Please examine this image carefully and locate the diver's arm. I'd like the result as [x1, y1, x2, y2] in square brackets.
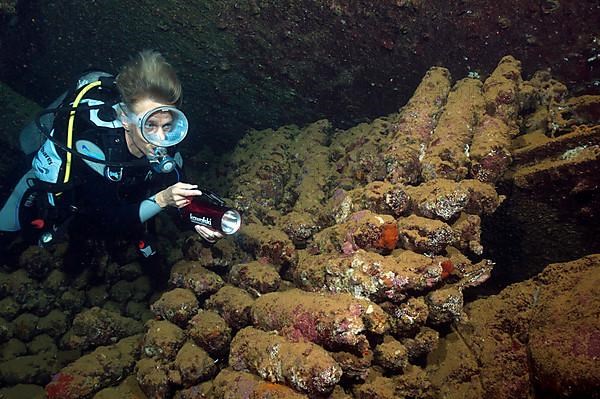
[148, 182, 224, 242]
[139, 182, 201, 223]
[138, 196, 163, 223]
[154, 183, 202, 207]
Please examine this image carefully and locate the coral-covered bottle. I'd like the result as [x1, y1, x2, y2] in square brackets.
[181, 190, 242, 235]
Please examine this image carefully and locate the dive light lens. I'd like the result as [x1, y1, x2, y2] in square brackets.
[221, 209, 242, 235]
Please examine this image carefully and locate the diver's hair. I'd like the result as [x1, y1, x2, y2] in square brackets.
[116, 50, 182, 109]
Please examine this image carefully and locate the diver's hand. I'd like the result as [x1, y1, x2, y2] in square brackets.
[155, 182, 202, 208]
[194, 224, 224, 244]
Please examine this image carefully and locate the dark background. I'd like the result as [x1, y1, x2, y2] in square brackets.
[1, 0, 599, 154]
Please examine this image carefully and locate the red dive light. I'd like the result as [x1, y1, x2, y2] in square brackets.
[181, 189, 242, 235]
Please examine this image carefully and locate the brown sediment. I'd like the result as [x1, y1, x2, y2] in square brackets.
[421, 78, 484, 182]
[527, 255, 600, 397]
[352, 366, 432, 399]
[211, 368, 308, 398]
[470, 56, 523, 183]
[310, 210, 398, 255]
[186, 310, 232, 357]
[168, 260, 225, 298]
[204, 285, 255, 331]
[229, 327, 342, 395]
[228, 260, 281, 295]
[92, 375, 148, 399]
[294, 249, 443, 304]
[384, 67, 453, 185]
[428, 255, 600, 399]
[173, 380, 214, 399]
[251, 289, 388, 354]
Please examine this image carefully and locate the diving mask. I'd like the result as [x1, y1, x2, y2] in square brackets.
[127, 105, 188, 147]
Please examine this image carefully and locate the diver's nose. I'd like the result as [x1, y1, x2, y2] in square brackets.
[155, 126, 167, 141]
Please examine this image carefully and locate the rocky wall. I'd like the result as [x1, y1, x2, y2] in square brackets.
[0, 82, 41, 184]
[480, 71, 600, 287]
[427, 254, 600, 399]
[0, 240, 155, 396]
[1, 0, 599, 153]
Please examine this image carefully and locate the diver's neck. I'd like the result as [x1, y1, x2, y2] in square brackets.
[124, 130, 145, 158]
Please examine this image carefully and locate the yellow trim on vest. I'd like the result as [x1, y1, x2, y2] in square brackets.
[63, 80, 102, 183]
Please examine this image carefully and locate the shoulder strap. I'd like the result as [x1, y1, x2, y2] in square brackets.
[44, 75, 121, 185]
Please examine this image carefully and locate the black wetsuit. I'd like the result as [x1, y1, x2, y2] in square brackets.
[63, 144, 180, 235]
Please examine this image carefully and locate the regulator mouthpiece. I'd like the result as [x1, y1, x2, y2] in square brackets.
[147, 147, 175, 173]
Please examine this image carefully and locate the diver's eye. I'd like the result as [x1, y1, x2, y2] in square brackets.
[144, 121, 157, 132]
[163, 123, 173, 133]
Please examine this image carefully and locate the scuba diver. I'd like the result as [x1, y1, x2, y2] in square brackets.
[0, 50, 224, 256]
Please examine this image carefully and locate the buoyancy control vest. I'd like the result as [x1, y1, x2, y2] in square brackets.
[32, 71, 136, 190]
[5, 72, 131, 241]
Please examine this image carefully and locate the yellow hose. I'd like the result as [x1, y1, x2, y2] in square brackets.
[64, 80, 102, 183]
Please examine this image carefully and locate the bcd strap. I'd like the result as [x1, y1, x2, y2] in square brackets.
[99, 129, 127, 165]
[26, 176, 82, 194]
[98, 76, 117, 90]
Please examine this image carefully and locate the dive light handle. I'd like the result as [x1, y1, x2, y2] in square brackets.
[181, 191, 242, 235]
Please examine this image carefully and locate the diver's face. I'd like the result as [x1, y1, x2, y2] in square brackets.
[124, 98, 174, 158]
